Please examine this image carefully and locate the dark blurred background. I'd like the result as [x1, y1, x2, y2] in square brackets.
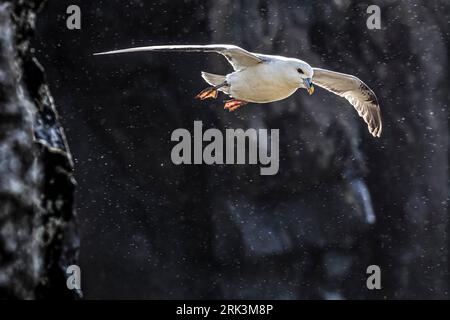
[27, 0, 449, 299]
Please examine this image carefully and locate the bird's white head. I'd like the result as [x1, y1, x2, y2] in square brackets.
[285, 59, 315, 95]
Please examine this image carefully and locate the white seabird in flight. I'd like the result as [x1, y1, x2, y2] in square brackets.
[94, 44, 382, 137]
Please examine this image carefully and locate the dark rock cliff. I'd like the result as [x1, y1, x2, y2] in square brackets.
[0, 0, 79, 299]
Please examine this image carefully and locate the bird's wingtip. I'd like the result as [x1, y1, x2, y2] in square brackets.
[371, 127, 382, 138]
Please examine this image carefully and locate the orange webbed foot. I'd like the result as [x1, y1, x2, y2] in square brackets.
[224, 99, 248, 112]
[195, 87, 218, 100]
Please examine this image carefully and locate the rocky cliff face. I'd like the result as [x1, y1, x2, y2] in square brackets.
[3, 0, 446, 299]
[0, 0, 79, 299]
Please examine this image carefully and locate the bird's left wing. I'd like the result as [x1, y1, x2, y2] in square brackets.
[312, 68, 382, 137]
[94, 44, 264, 70]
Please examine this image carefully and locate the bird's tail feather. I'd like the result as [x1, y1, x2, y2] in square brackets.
[201, 72, 226, 87]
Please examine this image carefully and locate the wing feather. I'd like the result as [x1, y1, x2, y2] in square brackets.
[94, 44, 263, 70]
[312, 68, 382, 137]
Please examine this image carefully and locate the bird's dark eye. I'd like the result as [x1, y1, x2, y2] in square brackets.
[297, 68, 304, 74]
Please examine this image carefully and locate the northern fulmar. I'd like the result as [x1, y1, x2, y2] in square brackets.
[94, 44, 382, 137]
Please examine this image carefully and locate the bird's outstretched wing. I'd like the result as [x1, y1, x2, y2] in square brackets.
[312, 68, 382, 137]
[94, 44, 264, 71]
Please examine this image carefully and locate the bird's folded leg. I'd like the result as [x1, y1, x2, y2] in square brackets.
[195, 86, 218, 100]
[224, 99, 248, 112]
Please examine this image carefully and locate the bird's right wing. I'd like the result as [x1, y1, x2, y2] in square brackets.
[312, 68, 382, 137]
[94, 44, 264, 70]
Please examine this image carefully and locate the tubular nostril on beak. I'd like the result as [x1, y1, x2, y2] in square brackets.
[303, 78, 314, 95]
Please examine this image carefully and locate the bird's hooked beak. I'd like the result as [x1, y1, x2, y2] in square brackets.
[303, 78, 314, 95]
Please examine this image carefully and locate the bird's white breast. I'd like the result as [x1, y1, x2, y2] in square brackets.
[227, 61, 299, 103]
